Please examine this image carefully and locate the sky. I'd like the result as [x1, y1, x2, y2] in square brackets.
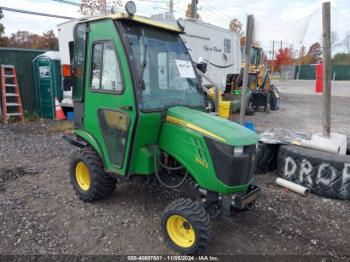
[1, 0, 349, 56]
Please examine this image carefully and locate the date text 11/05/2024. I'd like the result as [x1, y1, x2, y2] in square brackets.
[127, 256, 220, 261]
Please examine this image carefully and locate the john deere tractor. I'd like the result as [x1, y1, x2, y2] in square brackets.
[64, 2, 260, 254]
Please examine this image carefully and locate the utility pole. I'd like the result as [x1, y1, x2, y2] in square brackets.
[272, 40, 275, 60]
[322, 2, 331, 137]
[169, 0, 174, 15]
[240, 14, 254, 125]
[191, 0, 197, 19]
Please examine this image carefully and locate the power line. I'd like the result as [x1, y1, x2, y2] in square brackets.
[199, 0, 233, 21]
[0, 6, 75, 19]
[51, 0, 80, 6]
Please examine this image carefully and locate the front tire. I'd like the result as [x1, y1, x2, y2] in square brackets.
[161, 198, 212, 254]
[70, 148, 116, 202]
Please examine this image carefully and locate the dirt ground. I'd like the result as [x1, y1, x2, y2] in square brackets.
[0, 80, 349, 256]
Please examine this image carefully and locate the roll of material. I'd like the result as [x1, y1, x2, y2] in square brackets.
[276, 178, 310, 196]
[295, 139, 340, 154]
[311, 133, 347, 155]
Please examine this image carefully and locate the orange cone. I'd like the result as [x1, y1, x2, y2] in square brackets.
[55, 97, 65, 120]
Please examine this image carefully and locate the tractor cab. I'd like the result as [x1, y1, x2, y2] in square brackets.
[65, 2, 260, 254]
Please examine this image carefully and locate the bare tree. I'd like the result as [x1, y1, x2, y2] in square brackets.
[229, 18, 243, 35]
[342, 32, 350, 54]
[80, 0, 122, 16]
[331, 31, 340, 50]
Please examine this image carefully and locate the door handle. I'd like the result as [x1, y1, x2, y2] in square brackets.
[121, 105, 133, 111]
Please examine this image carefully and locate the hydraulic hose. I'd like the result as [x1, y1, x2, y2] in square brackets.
[153, 150, 189, 189]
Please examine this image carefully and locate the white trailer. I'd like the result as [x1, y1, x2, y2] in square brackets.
[179, 19, 241, 90]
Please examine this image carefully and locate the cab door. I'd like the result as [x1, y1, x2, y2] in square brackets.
[82, 19, 137, 176]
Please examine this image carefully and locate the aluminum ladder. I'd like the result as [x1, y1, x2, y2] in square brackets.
[1, 65, 24, 124]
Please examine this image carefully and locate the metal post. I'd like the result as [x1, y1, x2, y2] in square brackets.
[191, 0, 197, 19]
[169, 0, 174, 15]
[322, 2, 331, 137]
[240, 15, 254, 125]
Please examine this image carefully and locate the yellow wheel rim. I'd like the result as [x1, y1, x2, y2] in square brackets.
[75, 162, 91, 191]
[166, 215, 196, 248]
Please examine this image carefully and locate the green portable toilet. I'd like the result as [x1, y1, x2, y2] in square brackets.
[33, 51, 63, 119]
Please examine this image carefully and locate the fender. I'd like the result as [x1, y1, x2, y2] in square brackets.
[74, 128, 104, 161]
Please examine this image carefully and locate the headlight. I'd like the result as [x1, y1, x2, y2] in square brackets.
[125, 1, 136, 16]
[234, 146, 244, 155]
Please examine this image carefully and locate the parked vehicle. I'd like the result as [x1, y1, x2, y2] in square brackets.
[63, 4, 260, 254]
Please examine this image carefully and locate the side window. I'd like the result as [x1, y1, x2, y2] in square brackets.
[98, 109, 130, 167]
[72, 23, 87, 101]
[224, 38, 231, 53]
[90, 41, 123, 92]
[91, 43, 103, 89]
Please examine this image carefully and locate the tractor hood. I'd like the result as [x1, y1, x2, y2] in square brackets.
[165, 106, 259, 146]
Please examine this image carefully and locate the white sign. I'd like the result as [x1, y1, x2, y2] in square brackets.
[39, 66, 50, 78]
[175, 60, 195, 79]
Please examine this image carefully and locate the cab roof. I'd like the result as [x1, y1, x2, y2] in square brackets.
[76, 13, 182, 33]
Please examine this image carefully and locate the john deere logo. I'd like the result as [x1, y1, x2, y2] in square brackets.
[195, 158, 208, 169]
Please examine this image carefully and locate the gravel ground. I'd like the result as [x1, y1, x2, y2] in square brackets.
[0, 80, 349, 256]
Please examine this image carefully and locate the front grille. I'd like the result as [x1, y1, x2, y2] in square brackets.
[205, 138, 257, 187]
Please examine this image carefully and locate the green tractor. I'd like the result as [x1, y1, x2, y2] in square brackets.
[64, 2, 260, 254]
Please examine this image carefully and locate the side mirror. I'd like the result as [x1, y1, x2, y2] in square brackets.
[196, 62, 207, 74]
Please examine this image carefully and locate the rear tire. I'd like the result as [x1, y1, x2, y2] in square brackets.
[70, 148, 116, 202]
[161, 198, 212, 254]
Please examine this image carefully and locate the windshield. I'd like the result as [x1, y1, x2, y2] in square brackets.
[250, 47, 261, 65]
[121, 20, 204, 111]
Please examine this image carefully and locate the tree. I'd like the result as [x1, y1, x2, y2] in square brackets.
[274, 47, 293, 72]
[307, 42, 322, 63]
[41, 30, 59, 50]
[341, 32, 350, 54]
[3, 30, 58, 50]
[80, 0, 122, 16]
[229, 18, 242, 35]
[333, 53, 350, 64]
[331, 31, 340, 50]
[0, 9, 9, 46]
[0, 9, 4, 37]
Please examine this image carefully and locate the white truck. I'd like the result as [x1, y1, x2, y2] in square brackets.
[57, 16, 241, 108]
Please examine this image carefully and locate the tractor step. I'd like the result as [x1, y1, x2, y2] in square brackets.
[6, 103, 20, 106]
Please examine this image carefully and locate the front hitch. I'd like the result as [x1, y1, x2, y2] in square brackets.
[201, 184, 261, 220]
